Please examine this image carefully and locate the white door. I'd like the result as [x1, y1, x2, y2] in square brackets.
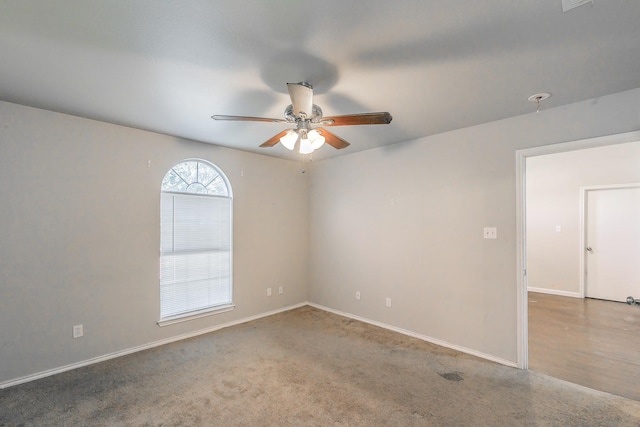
[585, 185, 640, 302]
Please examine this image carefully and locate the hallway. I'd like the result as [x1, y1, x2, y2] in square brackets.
[528, 292, 640, 401]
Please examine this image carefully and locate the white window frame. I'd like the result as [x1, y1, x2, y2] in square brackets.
[158, 159, 233, 326]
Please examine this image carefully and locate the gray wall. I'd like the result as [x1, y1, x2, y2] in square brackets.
[0, 101, 309, 384]
[2, 87, 640, 384]
[308, 88, 640, 363]
[526, 141, 640, 295]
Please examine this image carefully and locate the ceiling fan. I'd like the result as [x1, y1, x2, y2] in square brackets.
[212, 82, 392, 154]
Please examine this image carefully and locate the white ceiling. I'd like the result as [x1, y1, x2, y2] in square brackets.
[1, 1, 639, 161]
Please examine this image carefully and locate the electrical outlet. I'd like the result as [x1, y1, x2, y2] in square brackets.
[267, 287, 272, 297]
[386, 298, 392, 308]
[278, 286, 283, 295]
[483, 227, 497, 239]
[72, 324, 83, 338]
[355, 291, 361, 300]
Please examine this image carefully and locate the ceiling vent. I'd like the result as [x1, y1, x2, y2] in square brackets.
[562, 0, 594, 12]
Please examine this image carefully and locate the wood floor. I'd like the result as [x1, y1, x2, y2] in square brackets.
[528, 292, 640, 401]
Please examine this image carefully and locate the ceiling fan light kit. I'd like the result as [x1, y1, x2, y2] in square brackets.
[212, 82, 392, 155]
[281, 125, 326, 153]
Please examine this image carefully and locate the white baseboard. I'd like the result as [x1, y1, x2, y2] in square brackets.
[2, 300, 519, 390]
[308, 303, 518, 368]
[0, 302, 307, 390]
[528, 287, 582, 298]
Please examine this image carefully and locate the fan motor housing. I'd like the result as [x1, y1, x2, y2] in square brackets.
[285, 104, 323, 122]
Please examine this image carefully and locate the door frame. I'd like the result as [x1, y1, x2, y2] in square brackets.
[580, 183, 640, 299]
[515, 130, 640, 369]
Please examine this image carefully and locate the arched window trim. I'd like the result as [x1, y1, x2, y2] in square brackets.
[161, 158, 233, 198]
[158, 159, 234, 326]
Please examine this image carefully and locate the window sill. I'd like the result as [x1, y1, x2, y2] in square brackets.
[157, 304, 236, 327]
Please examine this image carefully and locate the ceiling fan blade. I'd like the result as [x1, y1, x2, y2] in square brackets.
[259, 129, 290, 148]
[316, 128, 350, 150]
[287, 82, 314, 118]
[321, 112, 392, 126]
[212, 114, 288, 123]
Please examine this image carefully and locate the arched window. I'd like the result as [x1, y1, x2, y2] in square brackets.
[159, 159, 233, 324]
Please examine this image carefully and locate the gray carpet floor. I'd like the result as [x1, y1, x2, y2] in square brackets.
[1, 306, 639, 426]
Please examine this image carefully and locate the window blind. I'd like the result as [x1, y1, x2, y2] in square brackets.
[160, 192, 232, 319]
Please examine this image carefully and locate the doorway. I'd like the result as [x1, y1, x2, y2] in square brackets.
[516, 131, 640, 382]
